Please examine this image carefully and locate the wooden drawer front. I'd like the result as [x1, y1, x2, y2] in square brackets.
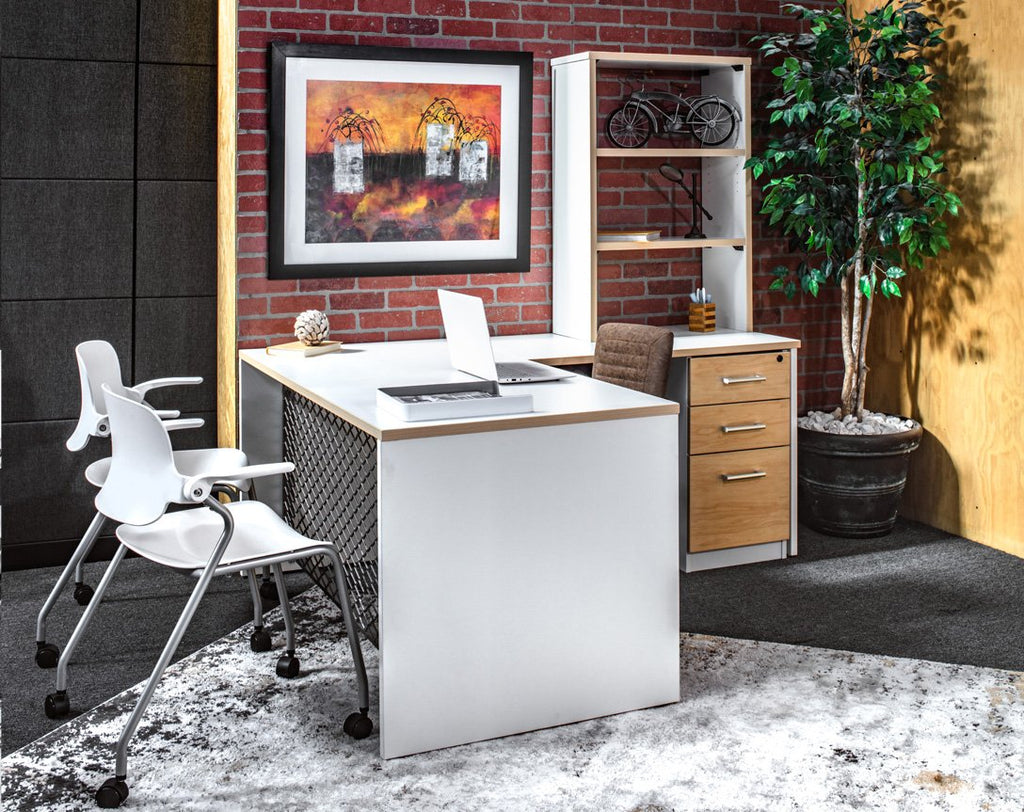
[689, 352, 791, 405]
[689, 399, 791, 455]
[689, 446, 790, 552]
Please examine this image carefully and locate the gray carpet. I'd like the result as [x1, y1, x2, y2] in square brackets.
[2, 517, 1022, 756]
[0, 557, 310, 754]
[4, 587, 1023, 811]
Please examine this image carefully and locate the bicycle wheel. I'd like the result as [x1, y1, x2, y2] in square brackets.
[606, 104, 654, 148]
[689, 99, 736, 146]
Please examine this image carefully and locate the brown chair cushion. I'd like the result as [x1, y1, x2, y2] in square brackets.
[592, 323, 674, 398]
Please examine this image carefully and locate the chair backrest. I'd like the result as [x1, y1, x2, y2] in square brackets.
[94, 386, 185, 526]
[66, 340, 135, 452]
[592, 322, 674, 398]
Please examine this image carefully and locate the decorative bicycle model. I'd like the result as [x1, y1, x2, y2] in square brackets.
[605, 87, 741, 148]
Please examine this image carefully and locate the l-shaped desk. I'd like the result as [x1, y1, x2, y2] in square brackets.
[238, 326, 798, 759]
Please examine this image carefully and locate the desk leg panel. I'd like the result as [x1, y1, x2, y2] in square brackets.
[377, 414, 679, 758]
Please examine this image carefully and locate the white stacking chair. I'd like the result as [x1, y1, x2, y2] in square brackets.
[36, 340, 278, 670]
[47, 386, 371, 808]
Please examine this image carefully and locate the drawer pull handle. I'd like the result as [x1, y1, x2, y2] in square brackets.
[721, 423, 767, 434]
[721, 374, 767, 385]
[721, 470, 767, 482]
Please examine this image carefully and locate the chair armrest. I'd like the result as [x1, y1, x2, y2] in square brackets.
[183, 462, 295, 502]
[131, 376, 203, 398]
[154, 409, 182, 420]
[164, 418, 205, 432]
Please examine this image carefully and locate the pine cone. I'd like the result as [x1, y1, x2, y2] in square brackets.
[293, 309, 330, 346]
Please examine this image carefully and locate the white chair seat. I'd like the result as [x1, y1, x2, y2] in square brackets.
[116, 501, 315, 571]
[86, 448, 250, 489]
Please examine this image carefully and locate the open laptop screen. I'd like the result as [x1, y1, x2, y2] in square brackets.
[437, 289, 500, 381]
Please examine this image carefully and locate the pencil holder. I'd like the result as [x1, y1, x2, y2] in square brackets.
[688, 303, 716, 332]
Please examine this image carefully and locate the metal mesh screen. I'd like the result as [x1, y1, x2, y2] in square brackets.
[282, 390, 379, 648]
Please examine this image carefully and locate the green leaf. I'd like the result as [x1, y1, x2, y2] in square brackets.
[885, 266, 907, 279]
[880, 278, 902, 298]
[859, 276, 872, 297]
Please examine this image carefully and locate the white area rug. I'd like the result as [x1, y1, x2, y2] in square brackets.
[3, 588, 1022, 811]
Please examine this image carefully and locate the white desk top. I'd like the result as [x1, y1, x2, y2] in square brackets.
[240, 338, 679, 441]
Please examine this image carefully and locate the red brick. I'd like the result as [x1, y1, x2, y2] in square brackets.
[494, 323, 545, 337]
[385, 290, 446, 308]
[357, 276, 415, 289]
[358, 0, 410, 12]
[496, 285, 547, 303]
[360, 310, 413, 329]
[239, 71, 268, 89]
[548, 24, 596, 41]
[386, 16, 439, 35]
[270, 11, 327, 29]
[238, 297, 268, 317]
[692, 30, 737, 47]
[238, 113, 268, 131]
[483, 305, 521, 323]
[238, 236, 268, 254]
[328, 13, 384, 31]
[328, 291, 387, 310]
[239, 276, 295, 294]
[599, 280, 646, 298]
[494, 21, 545, 39]
[269, 294, 328, 313]
[522, 4, 570, 21]
[573, 6, 621, 23]
[237, 215, 267, 233]
[598, 25, 646, 44]
[238, 194, 267, 212]
[239, 317, 301, 336]
[301, 0, 355, 9]
[298, 277, 356, 291]
[415, 0, 465, 15]
[469, 1, 519, 20]
[239, 30, 295, 48]
[238, 10, 268, 28]
[238, 52, 268, 70]
[442, 19, 493, 36]
[238, 153, 269, 171]
[237, 174, 267, 193]
[300, 32, 358, 44]
[241, 0, 298, 7]
[237, 132, 267, 151]
[520, 304, 550, 322]
[387, 327, 443, 340]
[237, 256, 268, 275]
[624, 297, 669, 315]
[238, 91, 267, 111]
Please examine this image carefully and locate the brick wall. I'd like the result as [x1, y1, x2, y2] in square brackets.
[235, 0, 840, 411]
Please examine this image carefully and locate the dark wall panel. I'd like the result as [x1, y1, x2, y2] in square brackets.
[2, 419, 112, 545]
[136, 181, 216, 297]
[1, 180, 134, 300]
[0, 299, 132, 423]
[137, 64, 217, 181]
[0, 59, 135, 179]
[0, 0, 138, 61]
[139, 0, 217, 65]
[134, 297, 217, 414]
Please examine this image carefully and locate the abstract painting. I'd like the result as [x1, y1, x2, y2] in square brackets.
[269, 44, 533, 279]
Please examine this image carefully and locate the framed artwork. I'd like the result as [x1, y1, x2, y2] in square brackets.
[268, 42, 533, 279]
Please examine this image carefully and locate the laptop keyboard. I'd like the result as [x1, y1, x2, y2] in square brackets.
[497, 362, 543, 378]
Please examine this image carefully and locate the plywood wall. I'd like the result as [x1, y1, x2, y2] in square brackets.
[862, 0, 1024, 557]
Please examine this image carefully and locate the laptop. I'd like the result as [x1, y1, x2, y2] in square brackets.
[437, 290, 573, 384]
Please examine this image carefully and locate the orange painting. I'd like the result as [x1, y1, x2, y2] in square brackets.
[304, 79, 503, 245]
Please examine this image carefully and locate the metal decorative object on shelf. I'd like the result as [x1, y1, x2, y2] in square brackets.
[606, 85, 740, 148]
[293, 309, 330, 346]
[659, 162, 712, 239]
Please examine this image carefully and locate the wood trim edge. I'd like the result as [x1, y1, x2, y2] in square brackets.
[216, 0, 239, 448]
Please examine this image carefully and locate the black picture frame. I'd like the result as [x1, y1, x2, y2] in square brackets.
[268, 42, 533, 280]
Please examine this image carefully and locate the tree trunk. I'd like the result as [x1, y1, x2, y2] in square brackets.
[839, 273, 855, 416]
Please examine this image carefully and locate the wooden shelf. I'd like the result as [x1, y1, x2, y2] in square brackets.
[596, 147, 746, 159]
[596, 237, 745, 252]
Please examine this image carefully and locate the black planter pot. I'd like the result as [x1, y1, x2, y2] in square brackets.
[797, 418, 923, 538]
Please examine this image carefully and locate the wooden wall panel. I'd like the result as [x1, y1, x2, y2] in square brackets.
[861, 0, 1024, 557]
[216, 0, 238, 448]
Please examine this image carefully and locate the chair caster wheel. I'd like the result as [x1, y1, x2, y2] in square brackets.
[250, 628, 272, 652]
[74, 582, 95, 606]
[343, 711, 373, 740]
[95, 776, 129, 808]
[44, 691, 71, 719]
[259, 579, 278, 602]
[276, 653, 300, 679]
[36, 642, 60, 669]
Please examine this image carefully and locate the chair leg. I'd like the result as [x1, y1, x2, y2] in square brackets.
[320, 547, 373, 740]
[44, 544, 127, 719]
[258, 565, 277, 602]
[35, 512, 106, 668]
[247, 569, 271, 652]
[100, 548, 223, 807]
[272, 564, 300, 678]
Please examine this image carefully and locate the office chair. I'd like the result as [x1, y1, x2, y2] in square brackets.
[592, 322, 675, 398]
[46, 386, 372, 808]
[35, 340, 278, 670]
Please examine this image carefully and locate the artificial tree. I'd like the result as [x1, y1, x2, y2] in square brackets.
[747, 0, 961, 421]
